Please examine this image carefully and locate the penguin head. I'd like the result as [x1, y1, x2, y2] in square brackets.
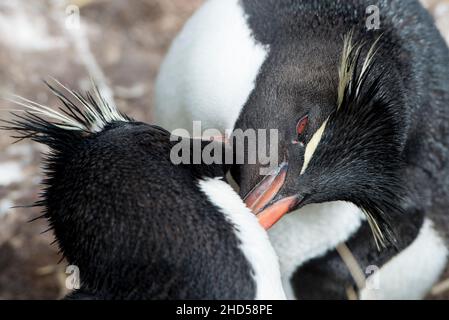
[3, 81, 284, 299]
[234, 35, 408, 247]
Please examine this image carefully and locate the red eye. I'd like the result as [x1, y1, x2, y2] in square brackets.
[296, 115, 309, 136]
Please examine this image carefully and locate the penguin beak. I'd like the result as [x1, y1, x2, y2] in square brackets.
[243, 162, 300, 230]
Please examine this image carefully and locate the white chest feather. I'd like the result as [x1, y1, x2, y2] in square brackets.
[360, 218, 448, 300]
[198, 178, 286, 300]
[155, 0, 268, 133]
[268, 201, 365, 299]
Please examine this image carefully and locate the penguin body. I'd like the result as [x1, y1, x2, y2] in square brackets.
[4, 83, 285, 300]
[155, 0, 449, 299]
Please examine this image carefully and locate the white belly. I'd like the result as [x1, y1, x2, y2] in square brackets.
[154, 0, 268, 134]
[269, 203, 448, 300]
[360, 218, 448, 300]
[268, 201, 365, 299]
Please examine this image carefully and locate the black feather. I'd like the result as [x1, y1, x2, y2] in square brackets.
[1, 81, 257, 300]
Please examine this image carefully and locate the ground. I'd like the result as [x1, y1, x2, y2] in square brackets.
[0, 0, 448, 299]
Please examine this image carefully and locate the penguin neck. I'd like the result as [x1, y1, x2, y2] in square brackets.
[198, 177, 286, 300]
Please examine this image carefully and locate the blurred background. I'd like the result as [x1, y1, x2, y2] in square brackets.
[0, 0, 448, 299]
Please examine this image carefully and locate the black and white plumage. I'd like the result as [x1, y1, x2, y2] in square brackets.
[3, 81, 285, 300]
[155, 0, 449, 299]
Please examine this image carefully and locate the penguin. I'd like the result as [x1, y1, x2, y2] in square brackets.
[2, 81, 286, 300]
[154, 0, 449, 299]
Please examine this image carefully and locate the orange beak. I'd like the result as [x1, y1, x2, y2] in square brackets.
[243, 162, 300, 230]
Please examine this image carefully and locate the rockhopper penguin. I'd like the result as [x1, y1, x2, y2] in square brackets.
[155, 0, 449, 299]
[3, 81, 286, 300]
